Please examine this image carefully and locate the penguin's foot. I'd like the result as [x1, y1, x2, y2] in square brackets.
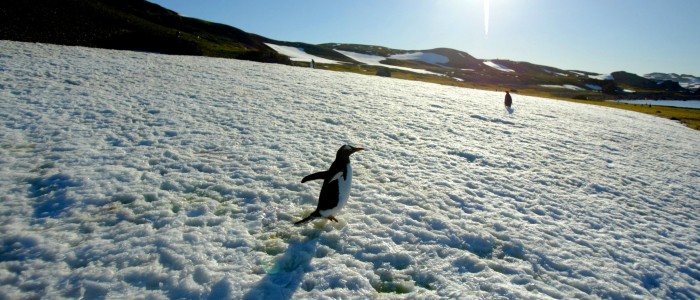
[327, 216, 338, 222]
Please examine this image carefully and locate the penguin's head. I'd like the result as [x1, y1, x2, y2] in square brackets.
[337, 144, 364, 158]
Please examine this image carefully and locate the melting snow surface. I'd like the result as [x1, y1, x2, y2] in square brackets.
[483, 60, 515, 72]
[1, 41, 700, 299]
[264, 43, 341, 64]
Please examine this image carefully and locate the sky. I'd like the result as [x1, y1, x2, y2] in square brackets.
[147, 0, 700, 76]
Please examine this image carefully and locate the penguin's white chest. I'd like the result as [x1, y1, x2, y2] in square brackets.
[320, 164, 352, 217]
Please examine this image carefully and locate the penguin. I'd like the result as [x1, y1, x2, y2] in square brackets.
[504, 91, 513, 108]
[295, 145, 364, 225]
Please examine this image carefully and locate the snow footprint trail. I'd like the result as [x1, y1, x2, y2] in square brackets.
[1, 41, 699, 299]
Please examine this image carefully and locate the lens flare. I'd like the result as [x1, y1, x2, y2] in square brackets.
[484, 0, 490, 37]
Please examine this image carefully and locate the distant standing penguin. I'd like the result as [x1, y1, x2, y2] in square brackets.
[295, 145, 364, 225]
[504, 91, 513, 108]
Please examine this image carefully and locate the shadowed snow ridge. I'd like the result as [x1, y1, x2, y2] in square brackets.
[1, 41, 699, 299]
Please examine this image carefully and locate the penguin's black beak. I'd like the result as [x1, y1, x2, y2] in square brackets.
[351, 147, 364, 153]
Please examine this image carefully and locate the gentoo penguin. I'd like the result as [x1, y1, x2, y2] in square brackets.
[295, 145, 364, 225]
[504, 91, 513, 108]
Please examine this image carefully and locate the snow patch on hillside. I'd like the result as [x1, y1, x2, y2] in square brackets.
[539, 84, 585, 91]
[585, 84, 603, 91]
[543, 68, 569, 76]
[589, 73, 613, 80]
[483, 60, 515, 72]
[645, 72, 700, 90]
[389, 52, 449, 65]
[334, 49, 442, 75]
[265, 43, 341, 64]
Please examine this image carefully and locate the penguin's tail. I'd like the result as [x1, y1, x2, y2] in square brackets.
[294, 216, 314, 225]
[294, 211, 320, 225]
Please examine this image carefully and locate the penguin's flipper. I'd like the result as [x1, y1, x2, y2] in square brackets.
[302, 171, 328, 183]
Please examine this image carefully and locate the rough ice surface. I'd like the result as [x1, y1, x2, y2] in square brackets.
[1, 41, 699, 299]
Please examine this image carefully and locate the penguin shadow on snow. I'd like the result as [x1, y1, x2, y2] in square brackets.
[241, 231, 320, 300]
[468, 106, 524, 129]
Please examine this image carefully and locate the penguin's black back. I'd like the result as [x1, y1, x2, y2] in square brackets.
[316, 161, 349, 211]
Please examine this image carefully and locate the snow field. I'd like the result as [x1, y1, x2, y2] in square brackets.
[1, 41, 699, 299]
